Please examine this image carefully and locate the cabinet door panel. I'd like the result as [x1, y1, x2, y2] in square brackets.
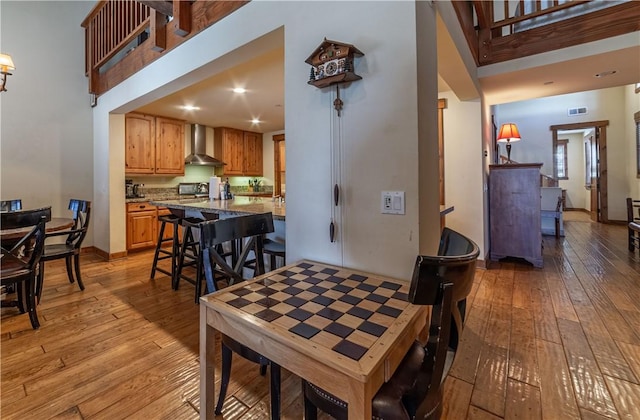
[155, 117, 185, 174]
[127, 209, 157, 250]
[125, 114, 155, 174]
[243, 131, 263, 176]
[218, 128, 244, 175]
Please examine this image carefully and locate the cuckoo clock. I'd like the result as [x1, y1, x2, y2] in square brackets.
[305, 38, 364, 89]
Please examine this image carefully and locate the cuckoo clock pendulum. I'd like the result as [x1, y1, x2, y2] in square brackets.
[305, 39, 364, 243]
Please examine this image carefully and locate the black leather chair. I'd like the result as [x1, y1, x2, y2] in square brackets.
[302, 254, 455, 420]
[424, 227, 479, 350]
[199, 213, 281, 418]
[38, 199, 91, 300]
[1, 207, 51, 329]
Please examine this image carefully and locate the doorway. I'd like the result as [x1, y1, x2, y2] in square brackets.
[551, 120, 609, 223]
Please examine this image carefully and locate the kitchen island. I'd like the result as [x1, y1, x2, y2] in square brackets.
[150, 196, 285, 220]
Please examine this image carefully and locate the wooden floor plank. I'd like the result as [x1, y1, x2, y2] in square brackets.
[504, 378, 542, 420]
[603, 375, 640, 420]
[536, 338, 581, 419]
[557, 318, 618, 418]
[2, 214, 637, 419]
[442, 375, 473, 419]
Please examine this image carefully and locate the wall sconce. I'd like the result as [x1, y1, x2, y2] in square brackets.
[0, 53, 15, 92]
[497, 123, 521, 163]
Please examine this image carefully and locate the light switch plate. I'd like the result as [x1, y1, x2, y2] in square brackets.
[381, 191, 405, 215]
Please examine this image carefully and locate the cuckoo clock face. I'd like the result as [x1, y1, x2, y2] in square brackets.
[324, 59, 339, 76]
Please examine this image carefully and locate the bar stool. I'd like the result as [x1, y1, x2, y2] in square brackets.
[263, 239, 285, 271]
[150, 213, 182, 283]
[174, 217, 205, 303]
[174, 216, 235, 303]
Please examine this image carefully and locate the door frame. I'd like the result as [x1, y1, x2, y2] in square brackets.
[550, 120, 609, 222]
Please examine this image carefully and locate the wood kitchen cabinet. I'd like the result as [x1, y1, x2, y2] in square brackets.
[273, 133, 285, 196]
[214, 127, 263, 176]
[489, 163, 543, 268]
[125, 113, 185, 175]
[126, 202, 158, 251]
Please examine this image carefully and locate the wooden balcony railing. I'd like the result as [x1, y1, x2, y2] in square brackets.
[81, 0, 249, 98]
[452, 0, 640, 66]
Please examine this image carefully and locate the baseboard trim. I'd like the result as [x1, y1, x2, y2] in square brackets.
[93, 247, 128, 261]
[564, 208, 590, 213]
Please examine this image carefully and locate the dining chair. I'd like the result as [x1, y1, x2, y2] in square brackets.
[302, 255, 455, 420]
[1, 207, 51, 329]
[37, 199, 91, 300]
[199, 213, 281, 418]
[0, 199, 23, 212]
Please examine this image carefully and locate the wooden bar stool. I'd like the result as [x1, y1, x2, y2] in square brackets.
[174, 217, 237, 303]
[174, 217, 205, 303]
[150, 213, 182, 284]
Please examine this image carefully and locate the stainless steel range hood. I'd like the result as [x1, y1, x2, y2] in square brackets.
[185, 124, 226, 166]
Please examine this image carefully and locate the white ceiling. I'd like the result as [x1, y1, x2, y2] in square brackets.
[133, 20, 639, 133]
[135, 47, 286, 133]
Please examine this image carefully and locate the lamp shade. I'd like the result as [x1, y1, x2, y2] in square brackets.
[497, 123, 521, 143]
[0, 54, 15, 73]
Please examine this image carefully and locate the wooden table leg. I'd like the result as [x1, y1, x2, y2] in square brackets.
[200, 305, 217, 420]
[347, 378, 372, 419]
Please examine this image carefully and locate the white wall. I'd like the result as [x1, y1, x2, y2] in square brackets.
[440, 91, 485, 258]
[496, 86, 632, 220]
[93, 1, 440, 280]
[1, 1, 94, 242]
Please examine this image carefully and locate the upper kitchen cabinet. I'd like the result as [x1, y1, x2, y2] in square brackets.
[155, 117, 185, 174]
[125, 113, 185, 175]
[243, 131, 263, 176]
[214, 127, 263, 176]
[125, 113, 155, 174]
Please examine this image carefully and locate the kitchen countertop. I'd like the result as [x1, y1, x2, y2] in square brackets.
[149, 196, 285, 221]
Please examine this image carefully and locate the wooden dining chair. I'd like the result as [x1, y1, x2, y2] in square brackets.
[302, 255, 455, 420]
[199, 213, 281, 418]
[37, 199, 91, 300]
[0, 199, 22, 212]
[1, 207, 51, 329]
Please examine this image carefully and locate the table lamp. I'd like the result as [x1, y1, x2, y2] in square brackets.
[497, 123, 521, 163]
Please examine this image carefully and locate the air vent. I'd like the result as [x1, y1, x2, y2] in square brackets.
[568, 107, 587, 116]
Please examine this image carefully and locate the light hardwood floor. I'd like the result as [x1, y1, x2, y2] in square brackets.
[2, 212, 639, 419]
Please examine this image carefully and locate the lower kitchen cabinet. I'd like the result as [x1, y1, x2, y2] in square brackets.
[126, 202, 158, 251]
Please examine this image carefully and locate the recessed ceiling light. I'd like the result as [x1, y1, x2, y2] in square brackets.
[594, 70, 617, 78]
[181, 105, 200, 111]
[233, 87, 247, 93]
[251, 118, 261, 124]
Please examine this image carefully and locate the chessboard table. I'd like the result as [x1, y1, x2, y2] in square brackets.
[199, 260, 427, 419]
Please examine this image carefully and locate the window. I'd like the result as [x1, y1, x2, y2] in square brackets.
[556, 139, 568, 180]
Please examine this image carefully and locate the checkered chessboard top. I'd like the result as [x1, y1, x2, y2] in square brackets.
[216, 262, 410, 361]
